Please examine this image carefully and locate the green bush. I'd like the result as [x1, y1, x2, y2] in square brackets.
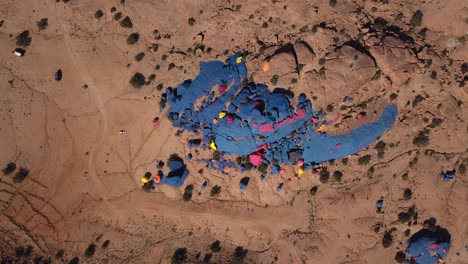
[120, 16, 133, 28]
[403, 188, 412, 200]
[398, 212, 410, 223]
[114, 12, 122, 20]
[333, 171, 343, 181]
[172, 248, 187, 264]
[210, 240, 221, 253]
[95, 10, 104, 19]
[375, 141, 386, 158]
[16, 31, 32, 47]
[2, 162, 16, 175]
[183, 184, 194, 201]
[413, 130, 430, 147]
[37, 18, 48, 31]
[127, 33, 140, 45]
[84, 244, 96, 257]
[135, 52, 145, 62]
[188, 17, 195, 26]
[329, 0, 337, 7]
[382, 231, 393, 248]
[257, 163, 268, 173]
[262, 22, 268, 28]
[210, 185, 221, 197]
[13, 168, 29, 183]
[270, 75, 279, 85]
[357, 155, 371, 166]
[410, 10, 423, 27]
[129, 72, 145, 88]
[319, 168, 330, 183]
[394, 251, 406, 263]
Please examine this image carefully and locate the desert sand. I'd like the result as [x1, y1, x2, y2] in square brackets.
[0, 0, 467, 263]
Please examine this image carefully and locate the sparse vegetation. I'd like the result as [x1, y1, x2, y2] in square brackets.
[114, 12, 122, 20]
[183, 184, 194, 201]
[2, 162, 17, 175]
[262, 22, 268, 28]
[459, 163, 466, 175]
[13, 167, 29, 183]
[56, 249, 65, 259]
[410, 10, 423, 27]
[210, 185, 222, 196]
[210, 240, 221, 253]
[333, 171, 343, 181]
[129, 72, 145, 88]
[127, 32, 140, 45]
[68, 257, 80, 264]
[172, 248, 188, 264]
[291, 78, 297, 84]
[84, 244, 96, 257]
[398, 212, 411, 223]
[357, 155, 371, 166]
[168, 63, 176, 70]
[342, 157, 348, 165]
[413, 130, 430, 147]
[94, 10, 104, 19]
[389, 93, 398, 101]
[412, 94, 425, 107]
[135, 52, 145, 62]
[329, 0, 337, 7]
[37, 18, 48, 31]
[120, 16, 133, 28]
[318, 58, 325, 65]
[16, 31, 32, 47]
[403, 188, 412, 200]
[270, 75, 279, 85]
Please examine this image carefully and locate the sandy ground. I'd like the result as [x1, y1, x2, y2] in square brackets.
[0, 0, 467, 263]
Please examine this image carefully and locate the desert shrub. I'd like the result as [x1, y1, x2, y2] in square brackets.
[326, 104, 334, 112]
[319, 168, 330, 183]
[257, 163, 268, 173]
[183, 184, 194, 202]
[94, 10, 104, 19]
[318, 58, 325, 65]
[309, 186, 318, 195]
[212, 150, 221, 160]
[168, 63, 176, 70]
[291, 78, 297, 84]
[404, 229, 411, 237]
[333, 171, 343, 181]
[16, 246, 25, 257]
[134, 52, 145, 62]
[233, 246, 248, 263]
[84, 244, 96, 257]
[13, 168, 29, 183]
[430, 70, 437, 79]
[395, 12, 403, 21]
[102, 240, 110, 249]
[120, 16, 133, 28]
[413, 130, 430, 147]
[410, 10, 423, 27]
[129, 72, 145, 88]
[357, 155, 371, 166]
[24, 245, 33, 257]
[172, 248, 187, 264]
[188, 17, 195, 26]
[319, 67, 325, 76]
[329, 0, 337, 7]
[270, 75, 279, 85]
[210, 240, 221, 253]
[262, 22, 269, 28]
[389, 93, 398, 101]
[16, 31, 32, 47]
[37, 18, 48, 31]
[68, 257, 79, 264]
[398, 212, 411, 223]
[403, 188, 412, 200]
[2, 162, 17, 175]
[126, 32, 139, 44]
[210, 185, 221, 197]
[394, 251, 406, 263]
[382, 231, 393, 248]
[114, 12, 122, 20]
